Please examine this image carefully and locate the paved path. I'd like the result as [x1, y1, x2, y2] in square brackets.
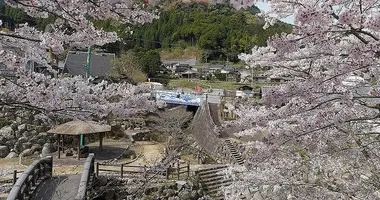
[31, 174, 81, 200]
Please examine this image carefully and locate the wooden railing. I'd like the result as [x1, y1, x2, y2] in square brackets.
[0, 171, 23, 186]
[96, 159, 190, 180]
[75, 153, 95, 200]
[6, 156, 53, 200]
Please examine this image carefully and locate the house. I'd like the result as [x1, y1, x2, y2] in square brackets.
[63, 51, 115, 78]
[269, 77, 293, 82]
[203, 65, 239, 82]
[175, 64, 192, 74]
[203, 65, 225, 73]
[180, 69, 199, 79]
[237, 85, 255, 98]
[162, 58, 197, 74]
[238, 68, 269, 83]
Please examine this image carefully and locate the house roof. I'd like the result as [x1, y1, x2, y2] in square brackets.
[161, 58, 197, 66]
[181, 69, 199, 74]
[63, 51, 115, 77]
[204, 65, 235, 72]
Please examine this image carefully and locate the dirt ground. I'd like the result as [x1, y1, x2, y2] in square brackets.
[129, 141, 165, 166]
[0, 137, 222, 200]
[0, 138, 168, 197]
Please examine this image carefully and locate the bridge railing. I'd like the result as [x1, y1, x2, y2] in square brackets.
[75, 153, 95, 200]
[7, 156, 53, 200]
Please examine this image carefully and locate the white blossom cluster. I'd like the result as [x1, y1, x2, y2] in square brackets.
[226, 0, 380, 199]
[0, 0, 158, 120]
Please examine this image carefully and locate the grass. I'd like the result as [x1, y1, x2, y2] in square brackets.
[168, 79, 280, 91]
[160, 47, 201, 60]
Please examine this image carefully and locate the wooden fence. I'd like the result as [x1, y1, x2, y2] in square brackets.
[96, 159, 190, 180]
[7, 156, 53, 200]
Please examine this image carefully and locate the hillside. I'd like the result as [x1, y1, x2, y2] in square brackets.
[95, 3, 292, 63]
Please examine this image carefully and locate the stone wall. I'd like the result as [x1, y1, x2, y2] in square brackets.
[0, 121, 55, 158]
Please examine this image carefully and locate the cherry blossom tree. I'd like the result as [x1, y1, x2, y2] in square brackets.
[225, 0, 380, 199]
[0, 0, 159, 121]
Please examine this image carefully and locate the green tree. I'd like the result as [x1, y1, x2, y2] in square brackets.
[108, 51, 147, 84]
[137, 50, 162, 78]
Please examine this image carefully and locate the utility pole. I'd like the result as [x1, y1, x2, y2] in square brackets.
[81, 45, 92, 148]
[86, 46, 92, 79]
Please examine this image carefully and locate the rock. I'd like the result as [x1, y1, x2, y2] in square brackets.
[28, 137, 38, 144]
[37, 139, 45, 146]
[20, 149, 33, 157]
[178, 191, 191, 199]
[16, 117, 21, 123]
[0, 146, 9, 158]
[6, 152, 18, 158]
[22, 131, 32, 138]
[30, 130, 37, 136]
[41, 143, 55, 157]
[31, 144, 42, 153]
[0, 126, 15, 140]
[0, 137, 6, 145]
[18, 137, 28, 144]
[18, 124, 27, 132]
[22, 142, 32, 150]
[66, 151, 73, 157]
[10, 122, 19, 131]
[13, 143, 22, 154]
[5, 140, 16, 148]
[37, 132, 48, 141]
[190, 190, 199, 199]
[15, 131, 23, 138]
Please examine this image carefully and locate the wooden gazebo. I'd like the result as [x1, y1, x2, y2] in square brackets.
[47, 120, 111, 160]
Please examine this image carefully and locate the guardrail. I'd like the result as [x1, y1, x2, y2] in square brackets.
[75, 153, 95, 200]
[7, 156, 53, 200]
[96, 159, 190, 180]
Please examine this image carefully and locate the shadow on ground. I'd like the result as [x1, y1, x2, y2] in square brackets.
[89, 145, 126, 161]
[31, 176, 68, 200]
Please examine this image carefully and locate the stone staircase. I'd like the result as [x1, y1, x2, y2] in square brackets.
[195, 165, 232, 200]
[224, 139, 244, 165]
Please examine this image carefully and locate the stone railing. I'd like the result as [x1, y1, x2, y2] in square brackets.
[7, 156, 53, 200]
[75, 153, 95, 200]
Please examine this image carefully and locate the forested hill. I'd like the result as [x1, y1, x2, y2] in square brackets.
[95, 3, 292, 62]
[0, 2, 292, 63]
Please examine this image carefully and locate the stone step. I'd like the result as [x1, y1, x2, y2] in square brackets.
[210, 195, 225, 200]
[197, 169, 226, 178]
[195, 165, 228, 175]
[203, 179, 233, 188]
[199, 172, 225, 180]
[200, 175, 225, 183]
[206, 180, 233, 191]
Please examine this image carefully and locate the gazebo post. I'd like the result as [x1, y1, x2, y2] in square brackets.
[99, 132, 103, 151]
[78, 135, 81, 160]
[57, 134, 61, 159]
[61, 135, 64, 153]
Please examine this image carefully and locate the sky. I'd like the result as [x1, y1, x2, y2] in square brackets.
[254, 2, 294, 24]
